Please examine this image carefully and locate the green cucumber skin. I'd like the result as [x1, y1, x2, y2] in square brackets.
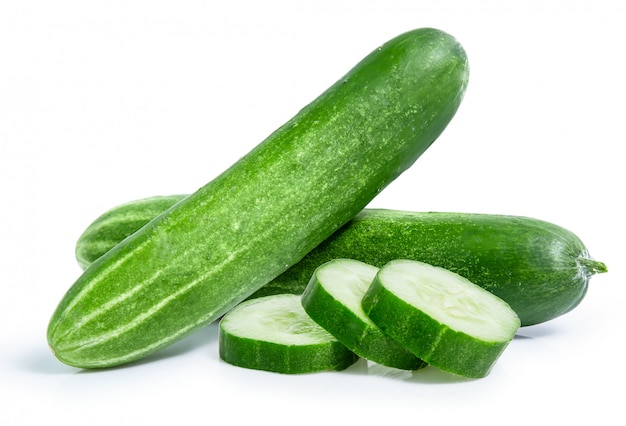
[272, 210, 606, 327]
[361, 277, 511, 378]
[75, 195, 186, 270]
[219, 333, 359, 374]
[302, 265, 428, 370]
[48, 28, 469, 368]
[79, 201, 607, 327]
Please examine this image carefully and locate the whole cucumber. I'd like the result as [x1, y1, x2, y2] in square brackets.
[77, 200, 607, 327]
[48, 28, 469, 368]
[271, 209, 607, 327]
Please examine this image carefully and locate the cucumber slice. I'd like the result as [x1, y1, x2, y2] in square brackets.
[302, 259, 427, 370]
[362, 259, 521, 378]
[219, 294, 359, 374]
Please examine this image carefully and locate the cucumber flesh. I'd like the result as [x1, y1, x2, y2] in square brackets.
[302, 259, 427, 370]
[362, 259, 521, 378]
[219, 294, 359, 374]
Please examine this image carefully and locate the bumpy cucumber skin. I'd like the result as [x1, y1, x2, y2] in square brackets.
[78, 202, 606, 327]
[302, 260, 427, 370]
[361, 275, 513, 379]
[219, 332, 359, 374]
[265, 210, 606, 326]
[48, 28, 469, 368]
[219, 295, 359, 374]
[75, 195, 185, 270]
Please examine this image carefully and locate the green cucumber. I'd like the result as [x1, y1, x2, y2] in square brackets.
[266, 210, 607, 326]
[361, 259, 521, 378]
[75, 195, 186, 270]
[79, 202, 607, 327]
[302, 258, 427, 370]
[48, 27, 469, 368]
[219, 294, 359, 374]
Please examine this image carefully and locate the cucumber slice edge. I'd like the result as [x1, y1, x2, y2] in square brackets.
[378, 259, 521, 342]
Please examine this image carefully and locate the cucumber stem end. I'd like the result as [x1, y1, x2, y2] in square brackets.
[577, 257, 608, 277]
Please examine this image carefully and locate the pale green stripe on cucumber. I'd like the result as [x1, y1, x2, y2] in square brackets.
[362, 259, 521, 378]
[302, 258, 427, 370]
[48, 27, 469, 368]
[75, 195, 187, 270]
[77, 199, 607, 327]
[219, 294, 359, 374]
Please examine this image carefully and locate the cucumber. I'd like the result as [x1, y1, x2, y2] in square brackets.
[75, 195, 186, 270]
[361, 259, 521, 378]
[79, 202, 607, 326]
[264, 210, 607, 326]
[301, 258, 427, 370]
[48, 28, 470, 368]
[219, 294, 359, 374]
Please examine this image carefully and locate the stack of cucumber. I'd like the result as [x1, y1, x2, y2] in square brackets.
[47, 28, 607, 378]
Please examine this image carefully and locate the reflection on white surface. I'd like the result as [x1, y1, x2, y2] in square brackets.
[346, 358, 477, 384]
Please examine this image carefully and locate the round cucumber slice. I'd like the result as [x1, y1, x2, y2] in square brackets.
[302, 259, 427, 370]
[219, 294, 359, 374]
[362, 259, 521, 378]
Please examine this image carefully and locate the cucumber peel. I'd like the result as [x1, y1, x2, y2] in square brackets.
[362, 259, 521, 378]
[219, 294, 359, 374]
[302, 259, 427, 370]
[77, 201, 608, 327]
[75, 195, 186, 270]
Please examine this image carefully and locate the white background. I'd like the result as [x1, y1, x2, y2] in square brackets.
[1, 0, 623, 424]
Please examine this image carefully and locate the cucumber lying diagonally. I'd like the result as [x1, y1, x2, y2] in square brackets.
[219, 294, 359, 374]
[362, 259, 521, 378]
[302, 258, 427, 370]
[77, 199, 607, 327]
[48, 28, 469, 369]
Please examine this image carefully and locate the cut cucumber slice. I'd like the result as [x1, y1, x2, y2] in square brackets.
[302, 259, 427, 370]
[362, 259, 521, 378]
[219, 294, 359, 374]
